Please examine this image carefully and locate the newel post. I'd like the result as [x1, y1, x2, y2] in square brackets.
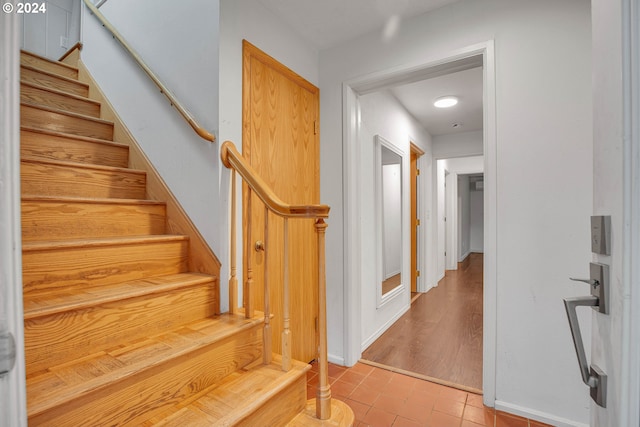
[315, 218, 331, 420]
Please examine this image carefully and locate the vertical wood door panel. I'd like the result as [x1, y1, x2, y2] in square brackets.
[243, 41, 319, 362]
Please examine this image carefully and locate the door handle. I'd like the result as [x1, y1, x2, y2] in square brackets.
[254, 240, 265, 252]
[563, 295, 607, 407]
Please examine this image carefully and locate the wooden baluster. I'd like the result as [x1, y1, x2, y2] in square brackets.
[281, 218, 292, 371]
[315, 218, 331, 420]
[244, 189, 254, 319]
[229, 170, 238, 314]
[263, 206, 272, 364]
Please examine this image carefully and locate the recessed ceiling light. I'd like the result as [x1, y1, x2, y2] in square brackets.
[434, 96, 458, 108]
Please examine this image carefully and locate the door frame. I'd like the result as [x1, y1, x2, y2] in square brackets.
[0, 10, 28, 427]
[342, 41, 497, 405]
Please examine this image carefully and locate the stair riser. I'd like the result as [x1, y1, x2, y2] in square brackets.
[21, 104, 113, 140]
[21, 66, 87, 97]
[25, 280, 218, 375]
[22, 200, 166, 241]
[238, 376, 307, 427]
[21, 52, 78, 79]
[21, 161, 146, 199]
[21, 129, 129, 168]
[29, 325, 263, 426]
[21, 83, 100, 117]
[22, 239, 189, 293]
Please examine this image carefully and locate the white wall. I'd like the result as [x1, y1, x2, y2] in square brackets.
[357, 91, 432, 351]
[320, 1, 592, 424]
[470, 186, 484, 253]
[21, 0, 81, 60]
[458, 175, 471, 261]
[433, 130, 483, 159]
[81, 0, 222, 288]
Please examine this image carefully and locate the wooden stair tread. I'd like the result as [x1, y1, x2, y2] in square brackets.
[26, 313, 264, 417]
[21, 194, 162, 206]
[21, 126, 127, 149]
[21, 156, 144, 176]
[20, 80, 98, 105]
[23, 272, 213, 319]
[20, 63, 85, 86]
[151, 357, 310, 426]
[22, 234, 188, 252]
[21, 49, 79, 74]
[20, 101, 112, 126]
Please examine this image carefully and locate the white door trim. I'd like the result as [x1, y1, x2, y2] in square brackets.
[0, 10, 28, 427]
[622, 0, 640, 424]
[341, 41, 498, 406]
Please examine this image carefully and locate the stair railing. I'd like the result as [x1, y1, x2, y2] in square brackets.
[221, 141, 333, 420]
[81, 0, 215, 143]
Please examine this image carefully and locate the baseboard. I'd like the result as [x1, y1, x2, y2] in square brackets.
[495, 400, 589, 427]
[470, 248, 484, 253]
[458, 251, 471, 263]
[436, 272, 445, 284]
[328, 353, 346, 366]
[360, 304, 411, 350]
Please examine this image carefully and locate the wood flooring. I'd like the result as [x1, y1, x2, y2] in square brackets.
[362, 253, 483, 391]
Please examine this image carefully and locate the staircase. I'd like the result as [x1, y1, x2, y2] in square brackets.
[19, 49, 321, 426]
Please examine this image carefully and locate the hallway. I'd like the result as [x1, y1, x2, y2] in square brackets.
[362, 253, 483, 391]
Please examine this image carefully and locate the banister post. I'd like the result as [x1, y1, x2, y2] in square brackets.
[314, 218, 331, 420]
[229, 170, 238, 314]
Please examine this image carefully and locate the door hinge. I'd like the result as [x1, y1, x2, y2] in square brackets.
[0, 332, 16, 377]
[417, 169, 420, 176]
[445, 251, 447, 257]
[416, 219, 421, 226]
[416, 270, 421, 277]
[314, 121, 319, 135]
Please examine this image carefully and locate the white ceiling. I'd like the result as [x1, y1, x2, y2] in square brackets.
[255, 0, 460, 50]
[390, 66, 483, 136]
[256, 0, 481, 137]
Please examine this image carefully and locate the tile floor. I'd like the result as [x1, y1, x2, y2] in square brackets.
[306, 362, 552, 427]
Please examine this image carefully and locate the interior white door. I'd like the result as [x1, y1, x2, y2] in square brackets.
[589, 0, 640, 425]
[0, 10, 28, 427]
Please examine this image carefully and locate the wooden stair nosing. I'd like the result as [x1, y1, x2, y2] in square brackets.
[21, 195, 163, 206]
[23, 272, 215, 320]
[21, 234, 188, 253]
[26, 313, 265, 418]
[20, 64, 86, 88]
[20, 80, 99, 106]
[21, 50, 79, 75]
[20, 126, 128, 150]
[211, 358, 310, 427]
[20, 80, 101, 117]
[20, 102, 113, 128]
[20, 156, 145, 177]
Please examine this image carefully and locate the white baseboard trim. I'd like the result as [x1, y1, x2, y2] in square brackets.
[470, 248, 484, 253]
[458, 251, 471, 263]
[360, 304, 411, 351]
[495, 400, 589, 427]
[328, 353, 346, 366]
[437, 272, 445, 284]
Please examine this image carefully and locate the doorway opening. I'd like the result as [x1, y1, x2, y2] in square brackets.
[343, 41, 497, 403]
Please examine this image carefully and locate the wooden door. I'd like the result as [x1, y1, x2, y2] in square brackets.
[242, 40, 320, 363]
[410, 144, 424, 293]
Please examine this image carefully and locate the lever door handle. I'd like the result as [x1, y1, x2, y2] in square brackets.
[563, 296, 607, 407]
[569, 277, 599, 286]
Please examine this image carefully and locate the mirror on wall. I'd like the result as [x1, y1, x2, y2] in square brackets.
[376, 135, 404, 301]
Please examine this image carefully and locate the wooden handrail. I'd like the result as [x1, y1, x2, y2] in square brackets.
[82, 0, 215, 143]
[220, 141, 330, 218]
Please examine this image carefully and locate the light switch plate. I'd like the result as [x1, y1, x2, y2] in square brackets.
[591, 216, 611, 255]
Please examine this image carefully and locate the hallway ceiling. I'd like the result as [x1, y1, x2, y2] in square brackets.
[257, 0, 480, 137]
[256, 0, 461, 50]
[390, 66, 483, 136]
